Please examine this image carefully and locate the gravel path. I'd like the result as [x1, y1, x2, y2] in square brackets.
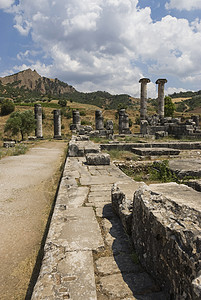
[0, 140, 66, 300]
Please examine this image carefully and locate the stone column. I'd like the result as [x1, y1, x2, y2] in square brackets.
[95, 110, 104, 130]
[34, 104, 43, 138]
[73, 111, 81, 126]
[119, 109, 130, 134]
[70, 110, 81, 131]
[156, 79, 167, 119]
[53, 109, 62, 139]
[139, 78, 150, 120]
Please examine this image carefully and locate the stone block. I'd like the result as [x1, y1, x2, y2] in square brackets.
[132, 147, 180, 156]
[169, 158, 201, 178]
[68, 142, 84, 157]
[132, 183, 201, 298]
[155, 131, 168, 139]
[3, 141, 15, 148]
[86, 153, 110, 165]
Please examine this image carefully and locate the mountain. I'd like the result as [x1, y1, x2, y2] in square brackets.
[0, 69, 76, 95]
[0, 69, 133, 109]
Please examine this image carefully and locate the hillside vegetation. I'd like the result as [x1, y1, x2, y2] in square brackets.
[169, 90, 201, 113]
[0, 69, 134, 110]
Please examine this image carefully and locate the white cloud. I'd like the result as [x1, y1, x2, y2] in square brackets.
[166, 87, 188, 95]
[3, 0, 201, 96]
[165, 0, 201, 11]
[0, 0, 14, 9]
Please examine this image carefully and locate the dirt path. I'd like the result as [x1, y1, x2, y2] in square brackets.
[0, 140, 67, 300]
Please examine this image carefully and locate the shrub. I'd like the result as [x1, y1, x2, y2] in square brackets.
[58, 99, 67, 107]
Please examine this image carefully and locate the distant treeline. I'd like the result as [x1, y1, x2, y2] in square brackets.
[0, 81, 133, 110]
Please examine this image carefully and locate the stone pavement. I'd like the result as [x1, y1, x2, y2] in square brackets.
[31, 153, 167, 299]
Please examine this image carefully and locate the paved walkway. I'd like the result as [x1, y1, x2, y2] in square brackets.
[0, 141, 66, 300]
[32, 150, 166, 299]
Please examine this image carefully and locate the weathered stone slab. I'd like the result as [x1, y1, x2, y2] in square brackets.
[96, 254, 142, 276]
[90, 184, 113, 192]
[84, 144, 100, 154]
[169, 158, 201, 178]
[57, 251, 97, 300]
[86, 153, 110, 165]
[103, 218, 133, 254]
[132, 147, 180, 156]
[88, 194, 111, 204]
[99, 272, 158, 298]
[96, 203, 114, 218]
[57, 186, 89, 208]
[58, 207, 104, 251]
[150, 182, 201, 211]
[80, 175, 122, 185]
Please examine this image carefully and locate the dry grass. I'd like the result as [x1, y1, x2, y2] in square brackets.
[171, 97, 191, 103]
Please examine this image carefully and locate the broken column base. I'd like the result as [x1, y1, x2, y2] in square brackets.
[86, 153, 110, 165]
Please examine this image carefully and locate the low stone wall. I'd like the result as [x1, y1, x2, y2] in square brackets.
[101, 141, 201, 152]
[112, 182, 201, 299]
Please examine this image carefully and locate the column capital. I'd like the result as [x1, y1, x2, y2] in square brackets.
[139, 78, 150, 84]
[155, 78, 167, 84]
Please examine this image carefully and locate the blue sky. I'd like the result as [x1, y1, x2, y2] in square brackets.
[0, 0, 201, 98]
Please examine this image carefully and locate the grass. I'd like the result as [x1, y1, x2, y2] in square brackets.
[90, 136, 110, 144]
[119, 160, 200, 184]
[104, 149, 138, 161]
[0, 143, 29, 160]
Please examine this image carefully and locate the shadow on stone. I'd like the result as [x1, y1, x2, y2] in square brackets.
[101, 204, 167, 299]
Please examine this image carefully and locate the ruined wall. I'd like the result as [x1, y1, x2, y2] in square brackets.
[112, 182, 201, 299]
[101, 141, 201, 152]
[133, 184, 201, 299]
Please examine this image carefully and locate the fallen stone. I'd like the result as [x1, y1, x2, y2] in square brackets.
[68, 142, 84, 157]
[86, 153, 110, 165]
[3, 141, 15, 148]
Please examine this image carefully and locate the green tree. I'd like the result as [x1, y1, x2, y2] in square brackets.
[1, 99, 15, 116]
[58, 98, 67, 107]
[4, 110, 36, 140]
[164, 96, 175, 117]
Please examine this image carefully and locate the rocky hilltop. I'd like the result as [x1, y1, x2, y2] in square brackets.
[0, 69, 76, 95]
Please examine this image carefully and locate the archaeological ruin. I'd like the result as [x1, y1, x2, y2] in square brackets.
[34, 103, 43, 139]
[139, 78, 201, 139]
[9, 78, 200, 299]
[53, 109, 62, 139]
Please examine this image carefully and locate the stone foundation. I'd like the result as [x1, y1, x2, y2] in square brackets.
[133, 183, 201, 299]
[112, 181, 201, 299]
